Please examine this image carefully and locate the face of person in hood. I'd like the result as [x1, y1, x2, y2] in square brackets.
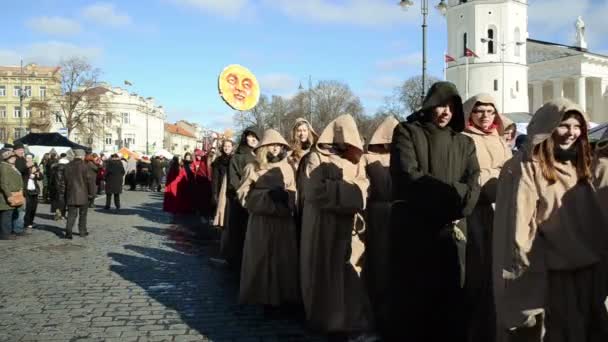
[503, 126, 516, 146]
[246, 134, 258, 148]
[553, 111, 583, 150]
[431, 100, 455, 128]
[470, 103, 497, 131]
[295, 123, 310, 143]
[222, 140, 234, 155]
[268, 144, 283, 157]
[184, 154, 192, 162]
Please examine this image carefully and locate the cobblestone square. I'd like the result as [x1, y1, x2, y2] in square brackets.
[0, 192, 324, 342]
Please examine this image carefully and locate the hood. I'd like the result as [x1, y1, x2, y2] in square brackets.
[406, 81, 465, 132]
[597, 138, 608, 151]
[291, 117, 319, 145]
[254, 129, 291, 152]
[239, 126, 261, 146]
[463, 93, 508, 134]
[194, 148, 204, 157]
[526, 97, 588, 150]
[316, 114, 363, 155]
[368, 116, 399, 146]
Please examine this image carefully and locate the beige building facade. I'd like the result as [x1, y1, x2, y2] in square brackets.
[164, 123, 198, 155]
[0, 64, 60, 142]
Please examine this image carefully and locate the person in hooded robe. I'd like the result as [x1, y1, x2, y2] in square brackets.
[461, 93, 513, 342]
[361, 115, 399, 334]
[594, 138, 608, 216]
[300, 114, 376, 340]
[289, 118, 318, 250]
[493, 98, 608, 342]
[387, 81, 481, 342]
[224, 127, 260, 270]
[236, 129, 300, 308]
[191, 148, 212, 218]
[211, 140, 234, 230]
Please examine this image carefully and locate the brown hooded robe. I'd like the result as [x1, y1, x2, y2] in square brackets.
[493, 98, 608, 342]
[462, 93, 513, 342]
[300, 114, 374, 333]
[361, 115, 399, 328]
[594, 141, 608, 216]
[237, 129, 300, 306]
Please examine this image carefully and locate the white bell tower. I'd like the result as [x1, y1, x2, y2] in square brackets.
[445, 0, 529, 114]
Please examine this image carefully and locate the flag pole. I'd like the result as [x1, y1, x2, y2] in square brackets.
[465, 56, 469, 100]
[443, 51, 447, 81]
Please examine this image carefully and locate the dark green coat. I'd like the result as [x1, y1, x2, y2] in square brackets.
[0, 162, 24, 211]
[386, 82, 481, 342]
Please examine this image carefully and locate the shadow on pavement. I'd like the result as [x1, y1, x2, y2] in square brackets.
[32, 224, 65, 238]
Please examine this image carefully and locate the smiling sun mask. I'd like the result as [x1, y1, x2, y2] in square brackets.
[218, 64, 260, 111]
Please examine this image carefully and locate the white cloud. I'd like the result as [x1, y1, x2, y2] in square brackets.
[25, 16, 81, 36]
[369, 75, 402, 89]
[258, 73, 298, 95]
[265, 0, 416, 27]
[376, 52, 421, 71]
[0, 42, 102, 66]
[82, 2, 132, 27]
[170, 0, 250, 17]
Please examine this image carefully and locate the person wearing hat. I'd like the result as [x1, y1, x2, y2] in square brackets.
[461, 93, 513, 342]
[63, 149, 96, 239]
[12, 142, 29, 235]
[236, 129, 300, 309]
[0, 149, 25, 240]
[387, 82, 481, 341]
[49, 153, 69, 221]
[224, 127, 259, 269]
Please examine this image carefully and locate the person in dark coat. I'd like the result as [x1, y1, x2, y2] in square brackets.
[386, 81, 481, 342]
[12, 142, 28, 235]
[136, 157, 152, 191]
[105, 154, 126, 210]
[150, 156, 164, 192]
[63, 149, 96, 239]
[85, 153, 99, 208]
[224, 127, 259, 270]
[24, 162, 42, 229]
[49, 154, 69, 220]
[211, 140, 234, 211]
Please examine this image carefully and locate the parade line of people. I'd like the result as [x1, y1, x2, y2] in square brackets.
[1, 81, 606, 342]
[160, 82, 608, 342]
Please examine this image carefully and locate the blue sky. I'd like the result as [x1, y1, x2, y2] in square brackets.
[2, 0, 607, 132]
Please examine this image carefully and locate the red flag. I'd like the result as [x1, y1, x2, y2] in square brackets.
[465, 48, 479, 58]
[445, 54, 456, 63]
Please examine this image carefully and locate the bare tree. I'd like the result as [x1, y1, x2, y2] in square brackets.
[232, 94, 269, 134]
[397, 75, 442, 113]
[312, 80, 364, 131]
[43, 57, 108, 139]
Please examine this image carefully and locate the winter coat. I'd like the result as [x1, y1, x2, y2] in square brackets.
[0, 162, 24, 211]
[493, 98, 608, 341]
[462, 93, 513, 342]
[87, 161, 99, 193]
[49, 159, 69, 212]
[163, 162, 191, 214]
[236, 129, 300, 306]
[594, 148, 608, 217]
[151, 158, 163, 178]
[224, 127, 260, 267]
[300, 114, 373, 333]
[64, 159, 96, 206]
[14, 156, 29, 188]
[136, 160, 151, 185]
[105, 159, 126, 194]
[387, 81, 481, 341]
[361, 116, 398, 328]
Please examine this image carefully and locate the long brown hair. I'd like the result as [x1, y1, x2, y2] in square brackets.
[291, 121, 315, 161]
[533, 111, 592, 183]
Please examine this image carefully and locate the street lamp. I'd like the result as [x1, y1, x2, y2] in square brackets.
[298, 76, 313, 125]
[480, 37, 525, 114]
[399, 0, 448, 100]
[18, 59, 28, 140]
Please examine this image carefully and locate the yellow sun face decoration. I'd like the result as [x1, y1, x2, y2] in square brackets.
[218, 64, 260, 111]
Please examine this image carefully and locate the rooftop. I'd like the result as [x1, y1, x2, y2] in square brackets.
[165, 123, 197, 139]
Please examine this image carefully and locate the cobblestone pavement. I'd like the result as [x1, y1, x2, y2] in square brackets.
[0, 191, 325, 342]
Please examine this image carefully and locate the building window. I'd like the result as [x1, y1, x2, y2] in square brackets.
[122, 112, 130, 124]
[13, 86, 21, 97]
[487, 29, 495, 54]
[24, 86, 32, 97]
[39, 86, 46, 98]
[88, 114, 95, 123]
[0, 86, 5, 96]
[514, 28, 521, 57]
[463, 33, 468, 57]
[40, 110, 46, 117]
[13, 108, 21, 118]
[0, 106, 5, 118]
[105, 134, 113, 145]
[55, 113, 62, 123]
[124, 133, 135, 147]
[516, 81, 520, 92]
[0, 128, 5, 141]
[494, 79, 499, 91]
[87, 137, 94, 145]
[14, 128, 26, 140]
[105, 113, 112, 125]
[25, 108, 31, 118]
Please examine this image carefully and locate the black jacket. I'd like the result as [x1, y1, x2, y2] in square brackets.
[211, 154, 231, 206]
[15, 156, 29, 187]
[105, 159, 126, 194]
[227, 127, 260, 199]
